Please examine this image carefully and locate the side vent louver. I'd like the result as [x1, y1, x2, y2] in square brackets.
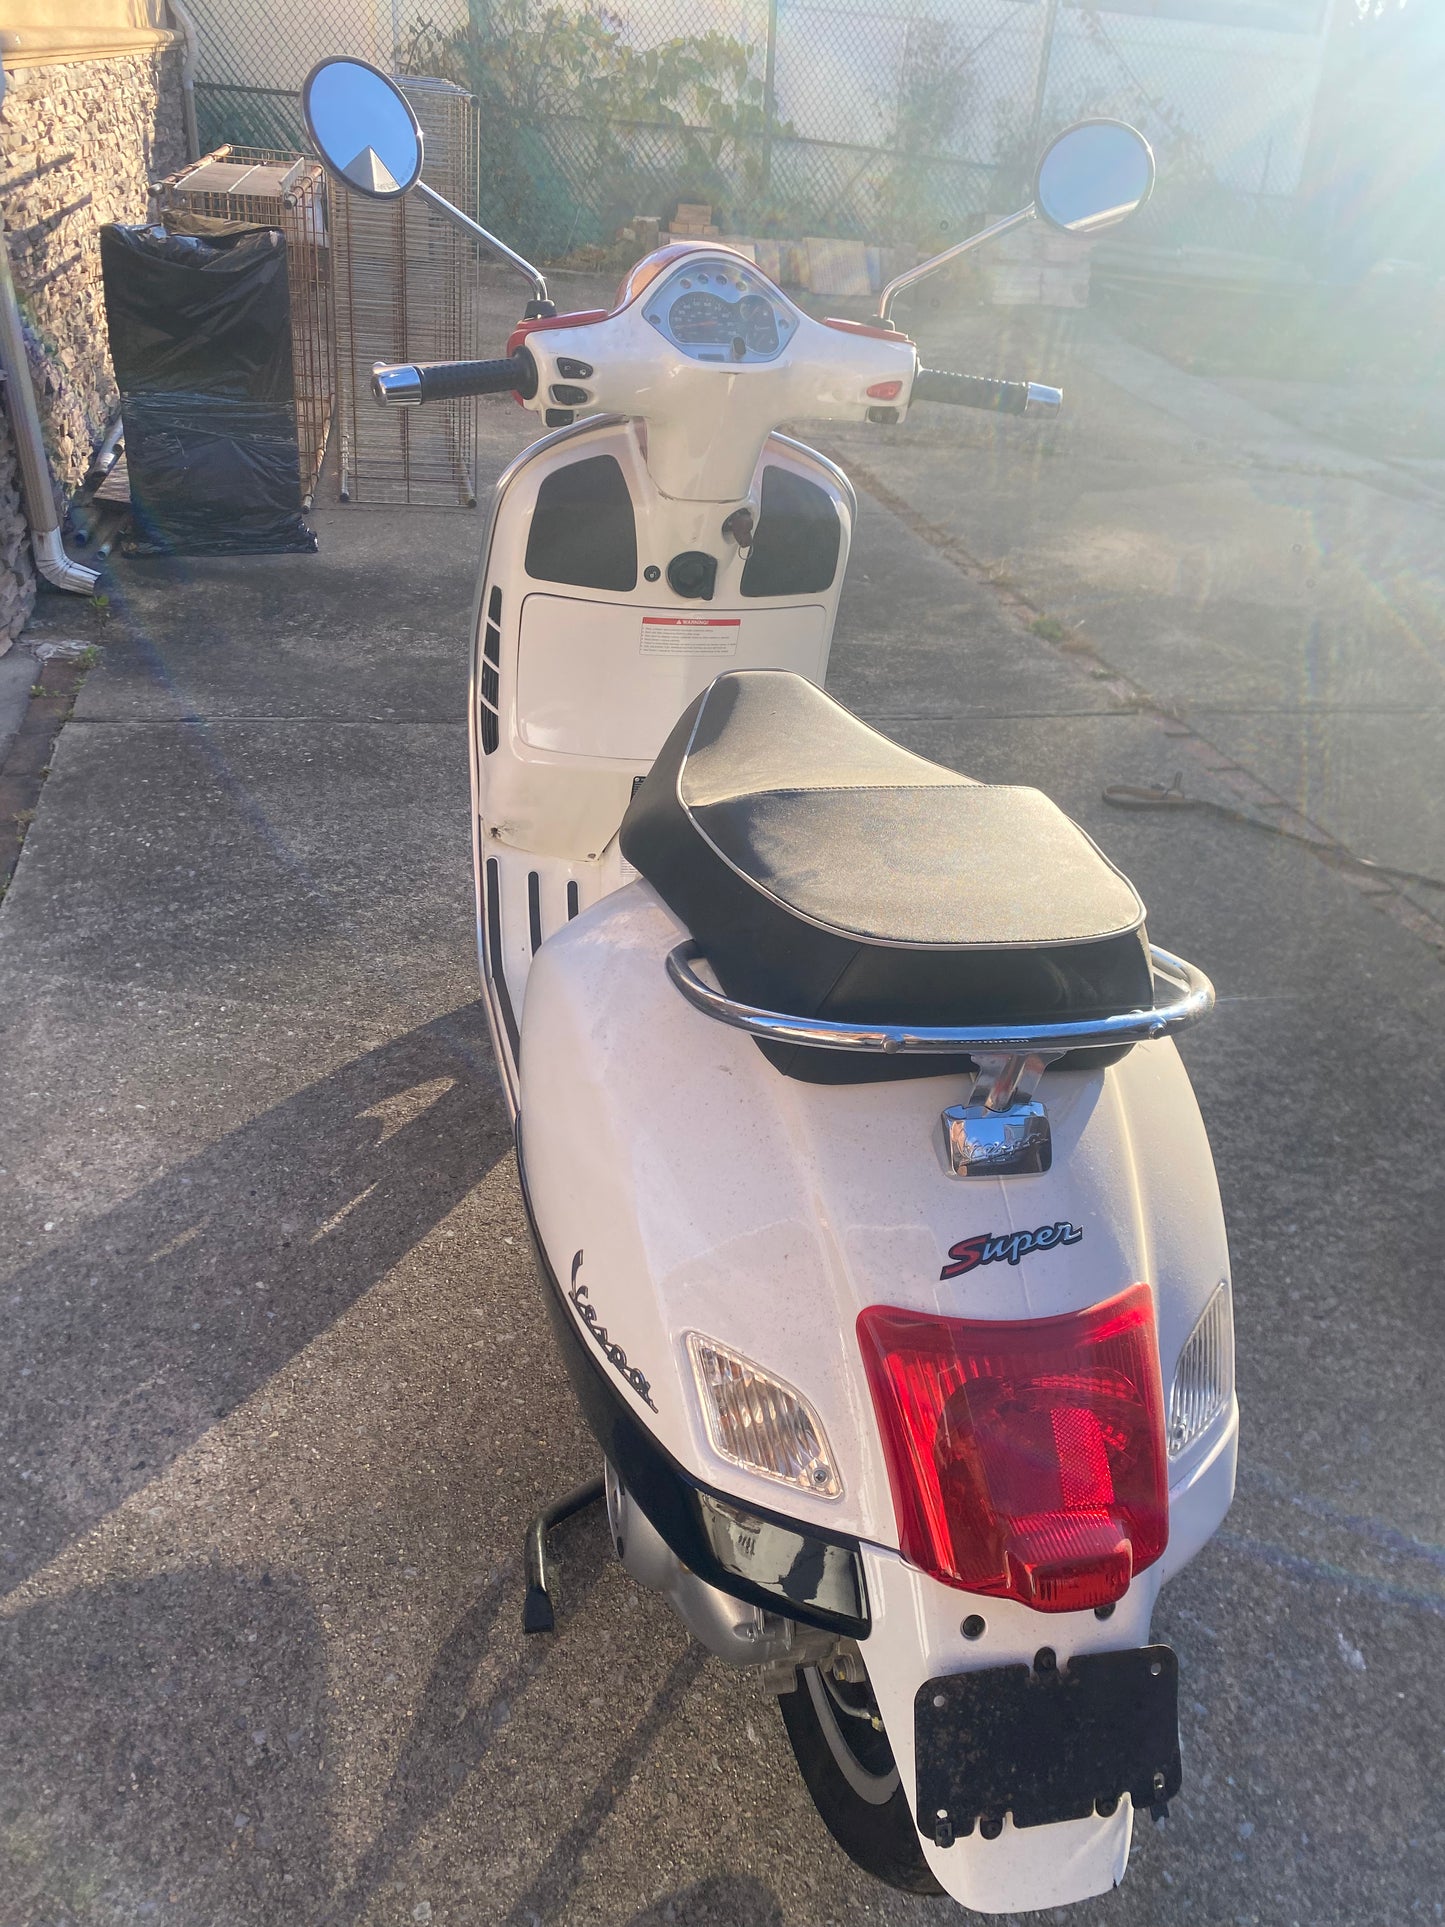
[480, 584, 502, 754]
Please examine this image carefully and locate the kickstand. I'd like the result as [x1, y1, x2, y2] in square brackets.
[522, 1475, 605, 1634]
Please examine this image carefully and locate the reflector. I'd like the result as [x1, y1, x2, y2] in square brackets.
[857, 1286, 1168, 1612]
[693, 1489, 867, 1623]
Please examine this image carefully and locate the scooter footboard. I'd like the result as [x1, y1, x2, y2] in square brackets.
[859, 1547, 1170, 1913]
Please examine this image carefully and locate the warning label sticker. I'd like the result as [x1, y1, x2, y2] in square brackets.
[640, 616, 741, 657]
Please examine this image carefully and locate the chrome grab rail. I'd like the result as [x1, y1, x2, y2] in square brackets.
[664, 941, 1214, 1054]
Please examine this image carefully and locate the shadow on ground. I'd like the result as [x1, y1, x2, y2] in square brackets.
[1, 1003, 511, 1590]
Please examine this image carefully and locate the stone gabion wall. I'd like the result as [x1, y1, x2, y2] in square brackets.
[0, 418, 32, 645]
[0, 48, 187, 647]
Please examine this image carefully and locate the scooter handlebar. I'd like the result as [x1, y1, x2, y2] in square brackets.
[372, 351, 538, 407]
[912, 368, 1062, 417]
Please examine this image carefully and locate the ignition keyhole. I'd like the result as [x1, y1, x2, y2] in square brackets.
[721, 507, 754, 552]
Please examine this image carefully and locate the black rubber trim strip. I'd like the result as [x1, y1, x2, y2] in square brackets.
[485, 856, 520, 1059]
[528, 870, 543, 954]
[516, 1139, 871, 1641]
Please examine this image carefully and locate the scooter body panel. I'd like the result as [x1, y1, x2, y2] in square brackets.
[513, 251, 916, 500]
[861, 1542, 1137, 1909]
[518, 880, 1235, 1909]
[520, 882, 1233, 1543]
[468, 415, 856, 1108]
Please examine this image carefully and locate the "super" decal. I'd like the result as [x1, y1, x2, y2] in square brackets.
[940, 1221, 1083, 1279]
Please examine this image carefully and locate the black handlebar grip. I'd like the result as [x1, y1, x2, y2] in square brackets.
[912, 368, 1031, 415]
[401, 351, 537, 403]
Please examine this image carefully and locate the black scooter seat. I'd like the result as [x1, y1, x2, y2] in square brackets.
[620, 671, 1154, 1083]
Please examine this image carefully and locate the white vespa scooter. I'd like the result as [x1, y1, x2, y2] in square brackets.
[305, 61, 1238, 1914]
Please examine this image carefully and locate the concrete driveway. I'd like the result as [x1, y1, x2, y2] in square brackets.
[1, 274, 1441, 1927]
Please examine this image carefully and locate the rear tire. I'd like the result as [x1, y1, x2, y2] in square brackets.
[778, 1663, 942, 1896]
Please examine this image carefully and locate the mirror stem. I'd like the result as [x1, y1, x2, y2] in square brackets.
[414, 179, 549, 304]
[878, 204, 1036, 325]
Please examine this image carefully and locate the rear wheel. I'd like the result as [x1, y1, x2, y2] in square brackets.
[778, 1662, 942, 1896]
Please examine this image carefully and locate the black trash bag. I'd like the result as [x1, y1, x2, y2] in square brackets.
[120, 394, 318, 557]
[99, 221, 316, 555]
[101, 220, 296, 406]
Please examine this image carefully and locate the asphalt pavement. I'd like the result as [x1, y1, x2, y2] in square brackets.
[0, 274, 1441, 1927]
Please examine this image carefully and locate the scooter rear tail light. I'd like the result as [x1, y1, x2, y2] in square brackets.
[857, 1286, 1168, 1612]
[688, 1334, 842, 1497]
[1168, 1280, 1233, 1458]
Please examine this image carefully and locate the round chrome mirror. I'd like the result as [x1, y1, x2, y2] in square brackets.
[1034, 120, 1155, 236]
[302, 57, 423, 199]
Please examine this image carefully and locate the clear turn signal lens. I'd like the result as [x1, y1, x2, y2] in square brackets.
[687, 1333, 842, 1498]
[1167, 1281, 1234, 1459]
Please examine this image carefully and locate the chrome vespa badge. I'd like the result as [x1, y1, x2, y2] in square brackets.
[942, 1051, 1055, 1179]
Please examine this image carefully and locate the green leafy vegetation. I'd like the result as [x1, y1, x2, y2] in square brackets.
[399, 4, 795, 254]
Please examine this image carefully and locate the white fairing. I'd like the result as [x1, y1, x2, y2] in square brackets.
[518, 882, 1237, 1914]
[475, 417, 851, 847]
[469, 414, 855, 1109]
[518, 251, 915, 501]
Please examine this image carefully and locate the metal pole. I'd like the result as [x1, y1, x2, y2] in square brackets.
[0, 217, 98, 594]
[878, 204, 1035, 323]
[414, 178, 548, 302]
[1026, 0, 1062, 163]
[761, 0, 778, 196]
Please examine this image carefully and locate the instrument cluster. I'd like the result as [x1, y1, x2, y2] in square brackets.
[643, 258, 797, 365]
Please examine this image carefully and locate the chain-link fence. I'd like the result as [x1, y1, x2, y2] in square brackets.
[189, 0, 1332, 263]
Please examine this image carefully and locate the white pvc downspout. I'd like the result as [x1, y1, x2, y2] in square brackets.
[167, 0, 201, 164]
[0, 222, 99, 596]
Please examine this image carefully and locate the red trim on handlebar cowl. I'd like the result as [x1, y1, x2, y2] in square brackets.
[506, 309, 611, 356]
[823, 316, 913, 343]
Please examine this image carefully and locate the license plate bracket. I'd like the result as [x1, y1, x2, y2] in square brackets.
[914, 1644, 1181, 1842]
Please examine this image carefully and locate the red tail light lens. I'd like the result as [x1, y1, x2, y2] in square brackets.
[857, 1286, 1168, 1613]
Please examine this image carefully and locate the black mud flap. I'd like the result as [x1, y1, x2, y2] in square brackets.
[915, 1645, 1181, 1845]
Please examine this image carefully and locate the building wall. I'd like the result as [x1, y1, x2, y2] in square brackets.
[0, 45, 186, 645]
[0, 425, 30, 645]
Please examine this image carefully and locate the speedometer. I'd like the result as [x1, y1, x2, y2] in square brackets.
[649, 259, 795, 362]
[738, 293, 779, 356]
[668, 290, 734, 345]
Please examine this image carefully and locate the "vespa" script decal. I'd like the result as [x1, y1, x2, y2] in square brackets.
[569, 1250, 659, 1411]
[940, 1221, 1083, 1280]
